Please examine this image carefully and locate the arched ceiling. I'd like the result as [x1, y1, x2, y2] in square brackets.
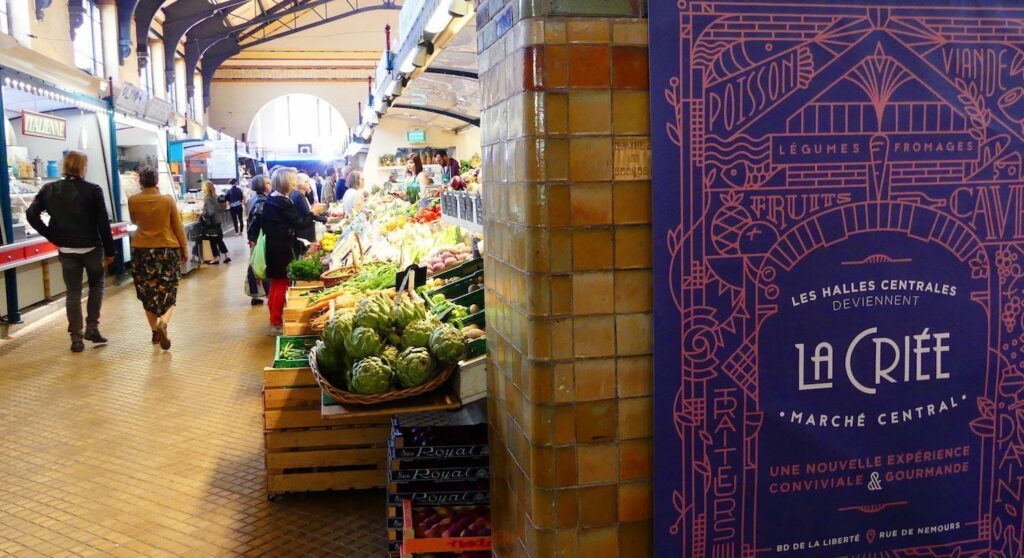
[383, 15, 478, 131]
[117, 0, 400, 107]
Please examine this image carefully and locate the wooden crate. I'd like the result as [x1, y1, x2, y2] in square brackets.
[263, 366, 390, 496]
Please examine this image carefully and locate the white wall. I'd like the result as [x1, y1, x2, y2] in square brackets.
[208, 81, 364, 142]
[362, 117, 480, 186]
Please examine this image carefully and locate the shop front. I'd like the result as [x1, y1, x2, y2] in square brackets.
[0, 61, 128, 324]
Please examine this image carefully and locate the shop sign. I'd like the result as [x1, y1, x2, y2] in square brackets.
[21, 111, 66, 140]
[650, 2, 1024, 557]
[114, 83, 148, 116]
[143, 98, 174, 125]
[612, 138, 650, 180]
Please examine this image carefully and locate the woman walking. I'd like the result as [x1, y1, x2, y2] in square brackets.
[262, 168, 324, 334]
[201, 181, 230, 264]
[127, 167, 188, 350]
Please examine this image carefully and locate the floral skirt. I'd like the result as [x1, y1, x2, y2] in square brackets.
[131, 248, 181, 316]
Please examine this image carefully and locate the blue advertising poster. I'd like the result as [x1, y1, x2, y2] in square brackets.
[651, 1, 1024, 556]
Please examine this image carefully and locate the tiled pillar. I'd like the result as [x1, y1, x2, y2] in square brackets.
[477, 2, 652, 556]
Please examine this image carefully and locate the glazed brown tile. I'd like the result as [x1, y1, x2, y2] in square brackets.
[615, 313, 652, 356]
[617, 355, 653, 397]
[579, 525, 619, 558]
[551, 274, 573, 315]
[567, 20, 611, 44]
[578, 484, 618, 526]
[545, 21, 567, 44]
[613, 225, 652, 268]
[571, 182, 614, 226]
[574, 358, 617, 401]
[619, 438, 652, 482]
[555, 488, 579, 529]
[573, 315, 616, 358]
[571, 229, 614, 271]
[577, 443, 618, 485]
[568, 46, 611, 88]
[571, 272, 614, 315]
[614, 269, 652, 313]
[545, 45, 570, 89]
[612, 46, 649, 89]
[618, 520, 653, 557]
[555, 446, 578, 487]
[545, 92, 569, 135]
[554, 363, 575, 403]
[546, 137, 571, 182]
[523, 45, 545, 90]
[618, 397, 652, 440]
[569, 137, 614, 182]
[612, 181, 652, 225]
[612, 21, 648, 45]
[552, 317, 575, 360]
[576, 399, 618, 443]
[569, 91, 613, 135]
[553, 403, 577, 444]
[550, 230, 574, 273]
[612, 90, 650, 135]
[617, 481, 652, 522]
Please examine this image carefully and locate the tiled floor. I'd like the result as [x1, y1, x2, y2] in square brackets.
[0, 236, 386, 557]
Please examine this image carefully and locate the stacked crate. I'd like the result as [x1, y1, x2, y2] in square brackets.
[263, 341, 390, 497]
[385, 414, 491, 556]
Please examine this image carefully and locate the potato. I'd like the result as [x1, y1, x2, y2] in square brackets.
[469, 304, 480, 313]
[465, 329, 485, 339]
[444, 256, 458, 266]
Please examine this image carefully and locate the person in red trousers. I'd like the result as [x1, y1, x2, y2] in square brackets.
[259, 167, 324, 334]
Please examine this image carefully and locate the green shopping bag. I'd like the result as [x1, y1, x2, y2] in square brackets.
[251, 231, 268, 279]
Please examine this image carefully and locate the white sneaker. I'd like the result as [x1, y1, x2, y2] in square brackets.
[268, 325, 283, 337]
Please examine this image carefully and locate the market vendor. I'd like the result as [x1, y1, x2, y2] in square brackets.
[404, 154, 431, 203]
[434, 150, 460, 184]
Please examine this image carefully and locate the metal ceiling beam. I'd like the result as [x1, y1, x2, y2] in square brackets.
[200, 40, 241, 107]
[134, 0, 164, 64]
[239, 4, 395, 49]
[116, 0, 143, 62]
[184, 16, 234, 83]
[162, 0, 248, 85]
[390, 104, 480, 127]
[235, 0, 342, 41]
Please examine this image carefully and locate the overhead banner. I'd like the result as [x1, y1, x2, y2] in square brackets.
[651, 1, 1024, 556]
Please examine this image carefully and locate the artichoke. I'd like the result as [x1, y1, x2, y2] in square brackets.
[345, 326, 383, 359]
[429, 324, 468, 365]
[401, 319, 436, 349]
[395, 347, 438, 388]
[355, 294, 393, 331]
[349, 356, 394, 394]
[322, 313, 355, 352]
[379, 345, 400, 367]
[392, 297, 428, 331]
[314, 340, 347, 388]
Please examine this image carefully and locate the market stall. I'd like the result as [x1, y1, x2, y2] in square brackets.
[0, 62, 128, 323]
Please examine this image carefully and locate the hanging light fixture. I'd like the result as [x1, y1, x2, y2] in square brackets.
[424, 0, 454, 34]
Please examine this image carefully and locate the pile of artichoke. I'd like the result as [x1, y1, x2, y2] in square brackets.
[315, 293, 468, 395]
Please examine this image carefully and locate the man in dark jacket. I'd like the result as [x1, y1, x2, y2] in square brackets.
[226, 178, 245, 234]
[26, 151, 116, 352]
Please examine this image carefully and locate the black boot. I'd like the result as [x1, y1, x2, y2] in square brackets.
[84, 330, 108, 343]
[71, 337, 85, 352]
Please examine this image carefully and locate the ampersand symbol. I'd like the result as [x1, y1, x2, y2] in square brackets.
[868, 471, 883, 491]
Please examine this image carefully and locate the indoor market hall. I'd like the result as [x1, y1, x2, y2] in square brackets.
[2, 0, 1013, 556]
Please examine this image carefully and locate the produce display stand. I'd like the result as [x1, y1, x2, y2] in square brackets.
[262, 364, 390, 498]
[321, 387, 462, 420]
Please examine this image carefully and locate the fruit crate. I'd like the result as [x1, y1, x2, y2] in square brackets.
[262, 365, 389, 497]
[390, 418, 488, 460]
[273, 335, 318, 368]
[432, 257, 483, 281]
[399, 500, 491, 557]
[424, 270, 484, 301]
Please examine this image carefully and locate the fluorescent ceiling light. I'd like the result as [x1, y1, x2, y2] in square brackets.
[425, 1, 454, 34]
[448, 0, 470, 17]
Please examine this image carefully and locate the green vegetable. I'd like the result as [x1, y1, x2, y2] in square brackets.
[315, 340, 347, 388]
[429, 324, 468, 365]
[401, 319, 436, 349]
[344, 261, 400, 293]
[286, 256, 324, 281]
[349, 357, 394, 394]
[355, 294, 392, 331]
[378, 345, 400, 367]
[392, 298, 427, 331]
[322, 314, 355, 352]
[278, 344, 307, 360]
[395, 347, 438, 388]
[345, 327, 383, 359]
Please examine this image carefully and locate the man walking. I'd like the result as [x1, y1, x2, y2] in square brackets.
[320, 167, 337, 205]
[26, 151, 116, 352]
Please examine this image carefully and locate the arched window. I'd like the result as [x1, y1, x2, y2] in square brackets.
[71, 0, 103, 77]
[0, 0, 10, 33]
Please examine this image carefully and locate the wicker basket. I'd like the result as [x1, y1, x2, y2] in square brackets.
[309, 345, 456, 405]
[321, 233, 365, 287]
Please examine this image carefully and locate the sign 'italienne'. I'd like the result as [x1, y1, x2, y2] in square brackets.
[650, 1, 1024, 556]
[21, 111, 67, 140]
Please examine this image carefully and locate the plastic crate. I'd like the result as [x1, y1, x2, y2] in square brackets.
[273, 335, 319, 368]
[433, 257, 483, 281]
[425, 270, 484, 301]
